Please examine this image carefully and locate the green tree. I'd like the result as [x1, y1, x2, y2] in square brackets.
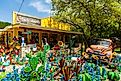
[0, 21, 11, 29]
[51, 0, 121, 48]
[107, 1, 121, 51]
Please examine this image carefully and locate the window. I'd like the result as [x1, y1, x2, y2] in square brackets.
[18, 31, 22, 44]
[42, 33, 48, 45]
[0, 34, 5, 44]
[65, 35, 70, 43]
[18, 31, 28, 44]
[49, 34, 58, 48]
[31, 32, 39, 43]
[42, 33, 48, 39]
[60, 35, 63, 41]
[8, 33, 12, 43]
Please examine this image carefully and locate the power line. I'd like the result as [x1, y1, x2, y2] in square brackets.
[18, 0, 24, 12]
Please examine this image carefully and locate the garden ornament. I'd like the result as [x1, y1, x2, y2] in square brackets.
[82, 52, 89, 59]
[50, 71, 54, 80]
[24, 66, 32, 73]
[29, 57, 38, 70]
[21, 37, 26, 47]
[16, 46, 20, 50]
[45, 62, 50, 72]
[96, 66, 101, 80]
[19, 43, 50, 80]
[117, 64, 121, 72]
[20, 57, 39, 80]
[88, 67, 94, 75]
[38, 44, 50, 66]
[62, 66, 73, 81]
[68, 36, 76, 55]
[58, 50, 62, 56]
[1, 57, 10, 71]
[26, 53, 32, 59]
[36, 51, 45, 64]
[30, 71, 38, 78]
[77, 74, 83, 81]
[60, 75, 64, 80]
[73, 65, 80, 76]
[58, 41, 64, 47]
[91, 70, 95, 81]
[42, 75, 47, 81]
[0, 53, 2, 62]
[102, 70, 107, 80]
[1, 78, 8, 81]
[107, 71, 120, 81]
[37, 65, 45, 74]
[79, 66, 83, 73]
[54, 58, 65, 77]
[82, 74, 86, 81]
[43, 44, 50, 53]
[80, 72, 91, 81]
[53, 44, 60, 50]
[1, 65, 21, 81]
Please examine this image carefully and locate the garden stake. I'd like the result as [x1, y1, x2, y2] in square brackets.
[91, 70, 95, 81]
[60, 75, 64, 81]
[78, 74, 82, 81]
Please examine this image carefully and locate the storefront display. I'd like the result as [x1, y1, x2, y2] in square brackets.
[18, 31, 27, 44]
[0, 11, 82, 46]
[31, 32, 39, 43]
[0, 34, 5, 44]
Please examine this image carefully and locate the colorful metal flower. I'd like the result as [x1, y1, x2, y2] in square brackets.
[58, 41, 64, 47]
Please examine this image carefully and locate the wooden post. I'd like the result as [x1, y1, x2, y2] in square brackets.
[6, 32, 8, 48]
[27, 30, 30, 44]
[13, 28, 18, 40]
[4, 32, 6, 45]
[63, 34, 65, 43]
[39, 31, 42, 45]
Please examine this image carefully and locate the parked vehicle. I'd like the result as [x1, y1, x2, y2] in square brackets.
[84, 38, 116, 62]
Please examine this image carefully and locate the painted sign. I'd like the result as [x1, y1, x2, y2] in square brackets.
[12, 11, 71, 31]
[41, 17, 71, 31]
[13, 11, 41, 26]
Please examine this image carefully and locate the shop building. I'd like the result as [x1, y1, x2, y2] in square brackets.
[0, 11, 82, 47]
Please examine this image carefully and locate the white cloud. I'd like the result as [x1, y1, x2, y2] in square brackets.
[45, 0, 51, 4]
[29, 1, 51, 13]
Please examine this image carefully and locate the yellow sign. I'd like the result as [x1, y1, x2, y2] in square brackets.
[12, 11, 71, 31]
[41, 17, 71, 31]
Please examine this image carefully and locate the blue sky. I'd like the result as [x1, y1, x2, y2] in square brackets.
[0, 0, 51, 23]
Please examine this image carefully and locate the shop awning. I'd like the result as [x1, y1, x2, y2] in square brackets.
[13, 24, 82, 35]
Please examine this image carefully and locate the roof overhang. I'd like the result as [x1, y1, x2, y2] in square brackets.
[0, 29, 6, 32]
[13, 24, 82, 35]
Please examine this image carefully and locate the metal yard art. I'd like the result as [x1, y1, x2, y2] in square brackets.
[0, 37, 121, 81]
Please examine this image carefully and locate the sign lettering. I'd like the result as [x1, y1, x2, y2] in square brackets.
[16, 14, 41, 26]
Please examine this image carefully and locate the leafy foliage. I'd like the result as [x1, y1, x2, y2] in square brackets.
[51, 0, 121, 46]
[0, 21, 11, 29]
